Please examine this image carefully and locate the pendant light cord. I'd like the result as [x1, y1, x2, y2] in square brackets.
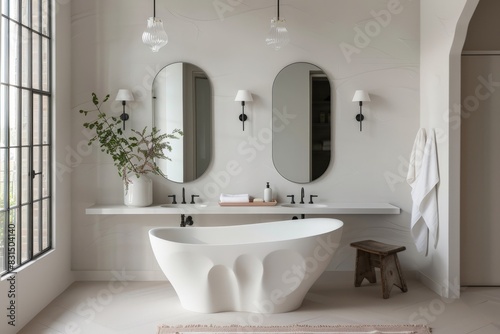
[277, 0, 280, 20]
[153, 0, 156, 18]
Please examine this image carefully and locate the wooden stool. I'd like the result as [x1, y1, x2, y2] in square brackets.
[350, 240, 408, 299]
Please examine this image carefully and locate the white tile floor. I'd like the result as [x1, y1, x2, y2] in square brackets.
[18, 272, 500, 334]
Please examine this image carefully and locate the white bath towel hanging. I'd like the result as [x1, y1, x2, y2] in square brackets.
[407, 128, 426, 185]
[407, 128, 440, 254]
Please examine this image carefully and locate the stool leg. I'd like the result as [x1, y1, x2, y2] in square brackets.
[354, 250, 377, 287]
[380, 254, 408, 299]
[394, 254, 408, 293]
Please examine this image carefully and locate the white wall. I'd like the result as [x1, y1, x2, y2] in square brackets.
[71, 0, 422, 280]
[0, 2, 74, 334]
[419, 0, 479, 297]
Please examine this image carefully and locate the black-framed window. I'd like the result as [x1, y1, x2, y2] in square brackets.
[0, 0, 52, 276]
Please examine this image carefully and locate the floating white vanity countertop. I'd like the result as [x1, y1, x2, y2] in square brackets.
[85, 202, 400, 215]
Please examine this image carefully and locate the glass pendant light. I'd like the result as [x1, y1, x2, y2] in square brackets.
[142, 0, 168, 52]
[265, 0, 289, 51]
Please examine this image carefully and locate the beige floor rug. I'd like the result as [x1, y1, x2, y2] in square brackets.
[157, 324, 431, 334]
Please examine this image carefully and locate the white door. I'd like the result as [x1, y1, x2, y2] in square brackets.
[461, 55, 500, 286]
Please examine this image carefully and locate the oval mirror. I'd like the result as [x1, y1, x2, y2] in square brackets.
[272, 62, 331, 183]
[153, 62, 212, 183]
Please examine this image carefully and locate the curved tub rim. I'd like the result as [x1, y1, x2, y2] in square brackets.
[149, 217, 343, 247]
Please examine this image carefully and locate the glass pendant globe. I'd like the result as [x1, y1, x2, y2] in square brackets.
[265, 18, 289, 51]
[142, 17, 168, 52]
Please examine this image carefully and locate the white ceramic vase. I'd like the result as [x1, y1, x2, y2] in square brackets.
[124, 174, 153, 207]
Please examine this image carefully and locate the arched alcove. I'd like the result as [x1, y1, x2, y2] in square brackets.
[461, 0, 500, 286]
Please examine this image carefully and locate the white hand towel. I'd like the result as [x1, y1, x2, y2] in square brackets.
[407, 128, 426, 185]
[408, 129, 440, 253]
[219, 193, 250, 203]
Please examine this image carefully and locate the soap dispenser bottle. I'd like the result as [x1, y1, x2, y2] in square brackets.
[264, 182, 272, 202]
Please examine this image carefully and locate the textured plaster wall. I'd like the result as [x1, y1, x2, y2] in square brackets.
[70, 0, 422, 279]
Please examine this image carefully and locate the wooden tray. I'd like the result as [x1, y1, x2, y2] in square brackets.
[219, 200, 278, 207]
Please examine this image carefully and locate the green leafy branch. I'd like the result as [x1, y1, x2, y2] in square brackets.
[79, 93, 182, 186]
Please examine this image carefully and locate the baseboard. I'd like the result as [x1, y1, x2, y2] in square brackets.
[416, 271, 459, 298]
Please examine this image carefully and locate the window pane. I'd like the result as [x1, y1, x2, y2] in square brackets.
[0, 211, 5, 272]
[0, 85, 7, 147]
[21, 89, 30, 146]
[9, 21, 19, 86]
[32, 0, 40, 32]
[21, 147, 29, 204]
[32, 33, 40, 90]
[41, 0, 49, 36]
[42, 199, 48, 249]
[9, 87, 19, 146]
[1, 0, 8, 15]
[42, 198, 49, 250]
[42, 37, 49, 91]
[21, 204, 28, 263]
[9, 148, 18, 207]
[33, 94, 40, 145]
[21, 27, 30, 87]
[42, 95, 48, 144]
[33, 202, 40, 255]
[21, 0, 29, 27]
[42, 145, 49, 197]
[1, 18, 8, 83]
[9, 0, 19, 22]
[0, 149, 6, 210]
[33, 146, 40, 200]
[9, 209, 18, 268]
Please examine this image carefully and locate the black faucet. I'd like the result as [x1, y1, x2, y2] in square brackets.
[168, 194, 177, 204]
[190, 194, 199, 204]
[309, 194, 318, 204]
[287, 194, 295, 204]
[181, 187, 186, 204]
[300, 187, 305, 204]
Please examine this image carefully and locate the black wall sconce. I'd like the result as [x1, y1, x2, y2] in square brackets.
[115, 89, 135, 131]
[234, 90, 253, 131]
[352, 90, 370, 131]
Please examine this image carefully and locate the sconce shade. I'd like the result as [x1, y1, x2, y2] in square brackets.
[115, 89, 135, 102]
[352, 90, 371, 102]
[235, 90, 253, 131]
[235, 90, 253, 102]
[116, 89, 134, 131]
[352, 90, 369, 132]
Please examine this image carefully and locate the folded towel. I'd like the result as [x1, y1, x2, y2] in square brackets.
[219, 193, 250, 203]
[407, 129, 440, 254]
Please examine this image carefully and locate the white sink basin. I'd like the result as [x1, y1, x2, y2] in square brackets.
[281, 203, 328, 208]
[160, 204, 208, 208]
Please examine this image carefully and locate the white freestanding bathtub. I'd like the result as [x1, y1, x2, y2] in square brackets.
[149, 218, 343, 313]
